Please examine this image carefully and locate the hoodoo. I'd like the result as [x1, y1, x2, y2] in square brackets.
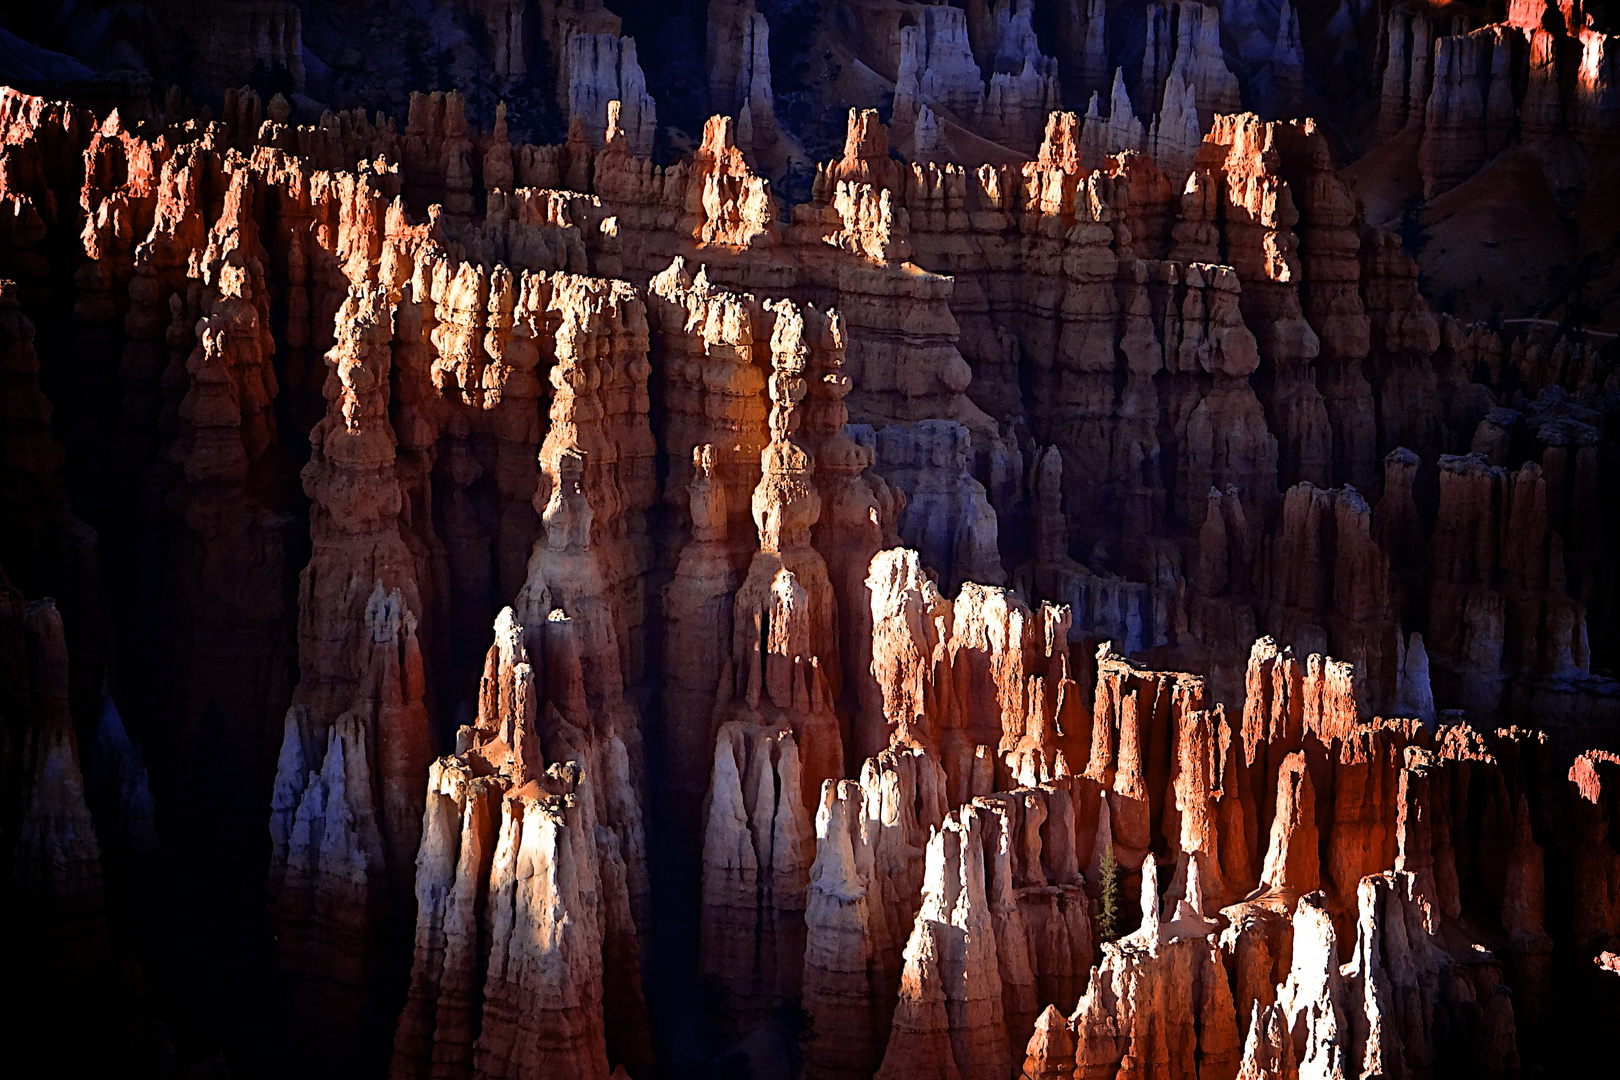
[1, 0, 1618, 1076]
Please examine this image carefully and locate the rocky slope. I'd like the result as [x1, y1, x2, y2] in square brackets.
[0, 0, 1619, 1077]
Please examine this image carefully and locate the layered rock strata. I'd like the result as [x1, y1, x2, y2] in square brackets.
[2, 21, 1619, 1074]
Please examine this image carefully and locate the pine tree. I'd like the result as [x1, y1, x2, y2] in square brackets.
[1098, 840, 1121, 943]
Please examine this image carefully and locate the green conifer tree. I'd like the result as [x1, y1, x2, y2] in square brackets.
[1098, 840, 1122, 943]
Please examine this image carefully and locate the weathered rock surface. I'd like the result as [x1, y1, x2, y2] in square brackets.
[386, 602, 652, 1080]
[3, 3, 1620, 1070]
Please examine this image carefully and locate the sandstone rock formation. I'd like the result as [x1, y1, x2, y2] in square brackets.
[568, 34, 656, 158]
[707, 0, 783, 162]
[6, 597, 110, 982]
[388, 605, 652, 1080]
[3, 1, 1620, 1071]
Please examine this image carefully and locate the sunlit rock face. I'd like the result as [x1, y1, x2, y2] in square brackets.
[1, 0, 1619, 1075]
